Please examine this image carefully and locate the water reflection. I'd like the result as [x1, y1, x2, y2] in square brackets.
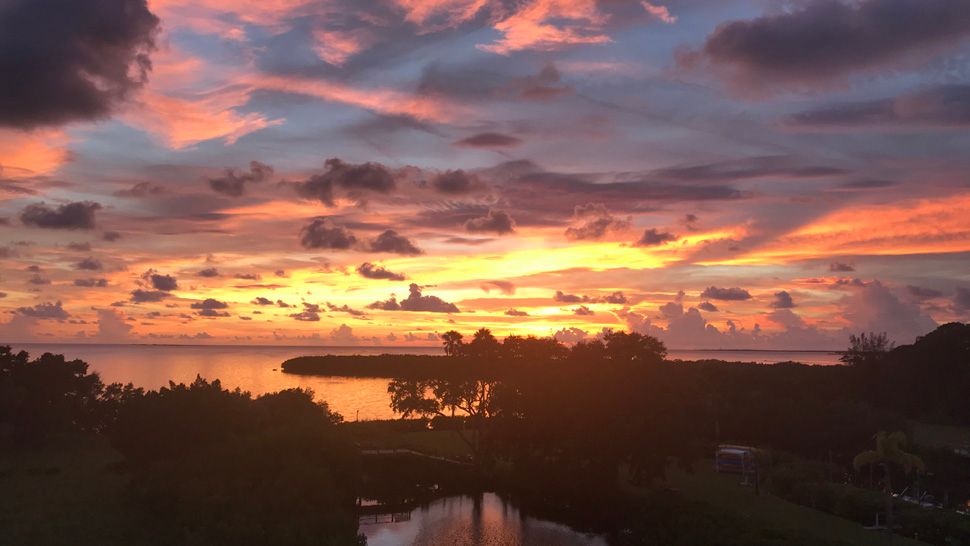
[362, 492, 607, 546]
[12, 344, 441, 421]
[10, 343, 842, 422]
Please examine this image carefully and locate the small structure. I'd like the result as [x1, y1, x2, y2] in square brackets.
[715, 444, 758, 475]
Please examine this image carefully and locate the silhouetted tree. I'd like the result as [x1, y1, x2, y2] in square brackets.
[602, 330, 667, 364]
[841, 331, 893, 367]
[465, 328, 501, 360]
[107, 377, 363, 545]
[0, 347, 104, 445]
[853, 431, 925, 532]
[388, 377, 500, 465]
[441, 330, 464, 357]
[502, 335, 568, 361]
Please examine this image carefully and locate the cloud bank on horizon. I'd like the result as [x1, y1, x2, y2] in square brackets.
[1, 0, 969, 349]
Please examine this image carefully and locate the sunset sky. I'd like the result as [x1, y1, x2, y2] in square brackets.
[1, 0, 969, 348]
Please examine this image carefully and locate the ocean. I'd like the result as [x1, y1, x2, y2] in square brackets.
[6, 343, 843, 421]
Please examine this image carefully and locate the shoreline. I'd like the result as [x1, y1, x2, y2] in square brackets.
[281, 353, 845, 379]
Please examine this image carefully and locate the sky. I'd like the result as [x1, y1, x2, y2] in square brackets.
[1, 0, 969, 349]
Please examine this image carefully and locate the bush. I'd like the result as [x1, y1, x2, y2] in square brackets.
[107, 377, 364, 546]
[0, 347, 104, 445]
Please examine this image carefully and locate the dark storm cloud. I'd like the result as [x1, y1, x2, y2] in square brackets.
[788, 85, 970, 128]
[74, 257, 102, 271]
[830, 262, 856, 272]
[481, 280, 515, 295]
[573, 305, 594, 316]
[554, 291, 627, 304]
[682, 214, 699, 231]
[651, 156, 846, 182]
[431, 170, 486, 195]
[28, 275, 51, 285]
[74, 278, 108, 288]
[499, 168, 743, 220]
[701, 286, 752, 301]
[114, 181, 165, 198]
[770, 291, 796, 309]
[197, 267, 220, 278]
[635, 228, 677, 247]
[514, 63, 573, 101]
[453, 133, 523, 148]
[955, 287, 970, 312]
[369, 230, 422, 255]
[300, 218, 358, 249]
[130, 289, 168, 303]
[20, 202, 101, 229]
[464, 209, 516, 234]
[208, 161, 274, 197]
[16, 301, 69, 319]
[103, 231, 122, 242]
[290, 302, 321, 322]
[67, 242, 92, 251]
[191, 298, 230, 317]
[252, 297, 273, 306]
[564, 203, 630, 241]
[326, 302, 366, 317]
[686, 0, 970, 88]
[357, 262, 405, 281]
[416, 60, 507, 102]
[0, 0, 159, 128]
[835, 179, 897, 191]
[554, 291, 586, 303]
[290, 174, 335, 206]
[368, 284, 460, 313]
[147, 273, 178, 291]
[602, 292, 629, 304]
[698, 301, 719, 312]
[907, 285, 944, 301]
[443, 237, 495, 245]
[290, 158, 395, 206]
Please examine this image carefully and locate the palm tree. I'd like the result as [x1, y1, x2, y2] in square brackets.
[853, 431, 925, 532]
[441, 330, 464, 357]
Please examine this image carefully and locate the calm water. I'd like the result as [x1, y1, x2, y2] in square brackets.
[362, 493, 607, 546]
[10, 343, 442, 421]
[669, 349, 842, 366]
[8, 343, 842, 421]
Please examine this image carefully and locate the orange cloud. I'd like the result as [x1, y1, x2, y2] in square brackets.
[395, 0, 490, 29]
[117, 46, 280, 148]
[125, 88, 281, 149]
[250, 74, 467, 123]
[712, 193, 970, 265]
[0, 129, 70, 178]
[149, 0, 313, 38]
[640, 1, 676, 24]
[312, 29, 373, 66]
[479, 0, 610, 55]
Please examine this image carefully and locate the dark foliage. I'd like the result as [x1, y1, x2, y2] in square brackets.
[106, 377, 364, 545]
[0, 347, 104, 445]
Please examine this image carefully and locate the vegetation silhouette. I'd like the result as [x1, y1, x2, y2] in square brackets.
[4, 321, 970, 545]
[854, 431, 926, 532]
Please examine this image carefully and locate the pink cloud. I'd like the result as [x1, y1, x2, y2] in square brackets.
[640, 1, 675, 24]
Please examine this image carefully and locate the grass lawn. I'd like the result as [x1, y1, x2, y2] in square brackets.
[342, 420, 474, 460]
[664, 462, 929, 546]
[0, 436, 150, 546]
